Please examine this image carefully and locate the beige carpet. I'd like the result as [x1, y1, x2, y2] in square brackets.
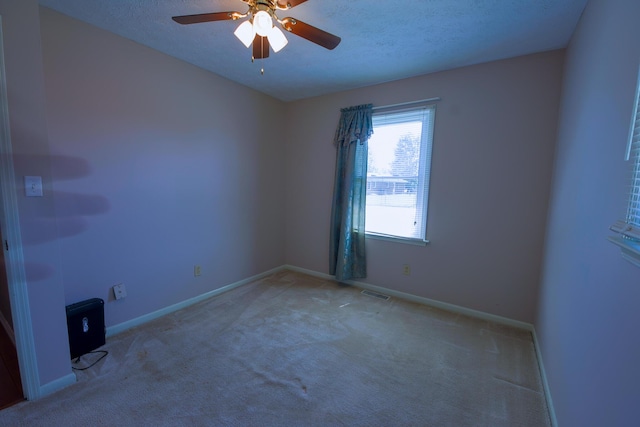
[0, 270, 550, 426]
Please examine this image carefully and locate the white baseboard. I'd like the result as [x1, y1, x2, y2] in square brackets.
[37, 373, 76, 399]
[0, 309, 15, 346]
[530, 328, 558, 427]
[283, 264, 557, 426]
[284, 265, 533, 330]
[106, 266, 285, 338]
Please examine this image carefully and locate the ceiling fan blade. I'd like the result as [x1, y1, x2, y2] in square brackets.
[281, 17, 341, 50]
[252, 35, 270, 59]
[275, 0, 308, 9]
[172, 12, 239, 25]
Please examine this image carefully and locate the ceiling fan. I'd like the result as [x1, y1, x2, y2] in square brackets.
[172, 0, 341, 62]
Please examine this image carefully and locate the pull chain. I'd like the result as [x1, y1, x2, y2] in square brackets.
[250, 38, 266, 75]
[260, 37, 265, 75]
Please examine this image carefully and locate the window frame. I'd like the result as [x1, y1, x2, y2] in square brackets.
[609, 67, 640, 267]
[364, 102, 437, 245]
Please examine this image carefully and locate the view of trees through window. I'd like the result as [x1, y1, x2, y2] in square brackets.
[366, 120, 423, 238]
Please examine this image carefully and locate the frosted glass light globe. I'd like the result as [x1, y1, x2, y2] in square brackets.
[253, 10, 272, 37]
[234, 20, 255, 48]
[268, 26, 288, 52]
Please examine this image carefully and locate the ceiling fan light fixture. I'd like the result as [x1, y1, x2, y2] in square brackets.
[253, 10, 273, 37]
[234, 20, 255, 48]
[172, 0, 342, 62]
[268, 26, 288, 52]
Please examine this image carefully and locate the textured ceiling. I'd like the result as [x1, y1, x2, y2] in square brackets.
[37, 0, 588, 102]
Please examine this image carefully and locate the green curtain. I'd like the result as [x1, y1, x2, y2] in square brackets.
[329, 104, 373, 281]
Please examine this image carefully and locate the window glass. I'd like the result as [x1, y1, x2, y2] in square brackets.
[365, 105, 435, 242]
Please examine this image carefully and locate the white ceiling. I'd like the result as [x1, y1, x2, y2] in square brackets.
[37, 0, 589, 102]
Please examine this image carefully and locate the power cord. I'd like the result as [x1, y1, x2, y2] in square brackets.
[72, 350, 108, 371]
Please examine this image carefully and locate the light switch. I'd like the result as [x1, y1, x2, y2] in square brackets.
[24, 176, 43, 197]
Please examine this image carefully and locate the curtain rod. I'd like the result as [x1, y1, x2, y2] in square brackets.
[372, 97, 441, 110]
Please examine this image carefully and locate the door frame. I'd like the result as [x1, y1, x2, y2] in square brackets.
[0, 16, 41, 400]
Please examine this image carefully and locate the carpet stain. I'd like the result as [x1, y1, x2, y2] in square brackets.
[294, 377, 308, 394]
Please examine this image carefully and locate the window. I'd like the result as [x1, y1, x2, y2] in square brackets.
[626, 91, 640, 232]
[609, 69, 640, 265]
[365, 104, 436, 243]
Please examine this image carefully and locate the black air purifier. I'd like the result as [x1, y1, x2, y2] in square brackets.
[65, 298, 105, 359]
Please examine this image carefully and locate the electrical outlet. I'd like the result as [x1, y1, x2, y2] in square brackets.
[194, 265, 201, 277]
[112, 283, 127, 300]
[402, 264, 411, 276]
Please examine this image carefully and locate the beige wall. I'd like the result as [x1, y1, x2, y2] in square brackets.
[537, 0, 640, 425]
[39, 7, 287, 328]
[284, 50, 564, 323]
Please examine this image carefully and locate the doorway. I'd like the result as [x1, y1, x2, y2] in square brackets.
[0, 236, 22, 408]
[0, 16, 40, 403]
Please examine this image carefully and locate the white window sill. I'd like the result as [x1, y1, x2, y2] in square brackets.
[365, 232, 429, 246]
[608, 235, 640, 268]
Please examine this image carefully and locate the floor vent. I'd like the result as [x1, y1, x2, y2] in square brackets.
[361, 289, 391, 301]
